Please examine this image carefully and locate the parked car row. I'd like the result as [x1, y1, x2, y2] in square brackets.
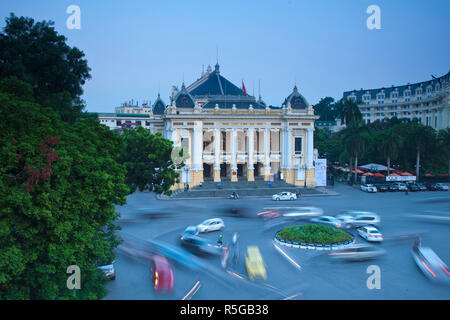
[361, 182, 448, 192]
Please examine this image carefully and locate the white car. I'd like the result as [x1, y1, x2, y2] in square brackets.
[360, 184, 377, 193]
[357, 226, 383, 242]
[196, 218, 225, 233]
[282, 207, 324, 218]
[97, 262, 115, 280]
[272, 192, 297, 201]
[340, 211, 381, 227]
[310, 215, 347, 229]
[392, 182, 408, 191]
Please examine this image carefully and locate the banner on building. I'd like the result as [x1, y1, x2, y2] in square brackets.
[386, 175, 416, 182]
[314, 159, 327, 187]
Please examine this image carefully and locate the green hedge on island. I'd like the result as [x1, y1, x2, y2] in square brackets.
[277, 224, 352, 245]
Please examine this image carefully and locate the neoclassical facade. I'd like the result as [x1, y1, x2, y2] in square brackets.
[98, 64, 318, 188]
[343, 71, 450, 130]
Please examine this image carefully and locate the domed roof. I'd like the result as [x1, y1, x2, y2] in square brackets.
[174, 83, 195, 108]
[283, 85, 309, 109]
[152, 93, 166, 114]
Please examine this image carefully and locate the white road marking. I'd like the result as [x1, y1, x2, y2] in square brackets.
[182, 281, 201, 300]
[273, 242, 302, 270]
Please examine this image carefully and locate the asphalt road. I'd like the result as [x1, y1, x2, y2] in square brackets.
[104, 183, 450, 300]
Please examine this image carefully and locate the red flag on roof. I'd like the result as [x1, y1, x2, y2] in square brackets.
[242, 81, 247, 96]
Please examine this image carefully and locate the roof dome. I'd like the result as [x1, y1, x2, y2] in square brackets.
[283, 85, 308, 109]
[174, 83, 195, 108]
[152, 93, 166, 114]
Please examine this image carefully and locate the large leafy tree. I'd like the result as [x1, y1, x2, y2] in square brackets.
[438, 128, 450, 179]
[0, 13, 91, 123]
[340, 99, 363, 126]
[408, 124, 436, 181]
[0, 78, 129, 299]
[120, 126, 180, 195]
[313, 97, 340, 121]
[377, 128, 403, 176]
[341, 121, 369, 183]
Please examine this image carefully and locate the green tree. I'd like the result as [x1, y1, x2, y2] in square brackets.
[0, 78, 128, 299]
[120, 126, 180, 195]
[438, 128, 450, 179]
[339, 99, 363, 126]
[0, 14, 91, 122]
[313, 97, 339, 121]
[341, 121, 369, 183]
[408, 124, 436, 181]
[377, 128, 403, 176]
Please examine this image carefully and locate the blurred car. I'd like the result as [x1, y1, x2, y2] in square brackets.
[342, 211, 381, 227]
[388, 184, 399, 192]
[424, 182, 439, 191]
[328, 244, 385, 262]
[97, 261, 115, 280]
[335, 214, 356, 229]
[150, 255, 174, 292]
[272, 192, 297, 201]
[392, 182, 408, 191]
[245, 246, 267, 281]
[435, 183, 449, 191]
[221, 206, 253, 218]
[196, 218, 225, 233]
[407, 183, 420, 192]
[310, 215, 348, 229]
[282, 207, 324, 219]
[357, 226, 383, 242]
[360, 184, 377, 193]
[257, 210, 281, 219]
[412, 242, 450, 283]
[183, 225, 199, 236]
[179, 233, 223, 255]
[417, 183, 428, 191]
[374, 184, 389, 192]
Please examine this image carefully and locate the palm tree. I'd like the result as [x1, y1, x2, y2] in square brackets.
[409, 124, 436, 182]
[378, 128, 402, 176]
[341, 121, 369, 183]
[438, 128, 450, 179]
[339, 99, 363, 126]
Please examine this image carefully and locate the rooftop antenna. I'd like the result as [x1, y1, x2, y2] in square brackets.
[216, 44, 219, 64]
[258, 79, 261, 99]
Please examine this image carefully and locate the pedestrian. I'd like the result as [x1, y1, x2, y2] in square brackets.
[217, 234, 223, 247]
[405, 188, 408, 195]
[186, 184, 189, 192]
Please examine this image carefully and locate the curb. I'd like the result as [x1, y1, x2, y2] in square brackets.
[273, 231, 355, 251]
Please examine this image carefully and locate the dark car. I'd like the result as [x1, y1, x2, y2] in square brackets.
[416, 183, 428, 191]
[388, 184, 399, 192]
[374, 184, 389, 192]
[407, 183, 420, 192]
[424, 182, 439, 191]
[179, 233, 222, 256]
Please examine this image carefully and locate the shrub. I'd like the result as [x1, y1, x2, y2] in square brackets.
[277, 224, 352, 245]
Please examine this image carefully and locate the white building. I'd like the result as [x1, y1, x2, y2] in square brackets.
[98, 64, 319, 189]
[343, 71, 450, 130]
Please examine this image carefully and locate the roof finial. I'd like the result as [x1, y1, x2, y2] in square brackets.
[258, 79, 261, 100]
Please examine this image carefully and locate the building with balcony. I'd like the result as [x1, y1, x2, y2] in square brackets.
[343, 71, 450, 130]
[98, 63, 319, 188]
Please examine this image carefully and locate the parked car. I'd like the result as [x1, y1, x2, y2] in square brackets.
[272, 192, 297, 201]
[435, 183, 449, 191]
[407, 183, 420, 192]
[357, 226, 383, 242]
[392, 182, 408, 191]
[340, 211, 381, 227]
[150, 255, 174, 292]
[417, 183, 428, 191]
[245, 246, 267, 281]
[360, 184, 377, 193]
[310, 215, 348, 229]
[424, 182, 439, 191]
[374, 184, 389, 192]
[328, 244, 386, 262]
[196, 218, 225, 233]
[97, 261, 115, 280]
[388, 184, 400, 192]
[179, 234, 222, 255]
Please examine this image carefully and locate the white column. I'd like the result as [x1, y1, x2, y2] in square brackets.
[248, 128, 254, 170]
[214, 128, 220, 170]
[286, 128, 292, 169]
[193, 124, 203, 171]
[231, 128, 237, 170]
[264, 128, 271, 169]
[306, 127, 314, 168]
[280, 128, 286, 169]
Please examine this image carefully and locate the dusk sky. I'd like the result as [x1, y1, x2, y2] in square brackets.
[1, 0, 449, 112]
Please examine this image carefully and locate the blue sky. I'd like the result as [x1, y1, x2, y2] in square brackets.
[1, 0, 449, 112]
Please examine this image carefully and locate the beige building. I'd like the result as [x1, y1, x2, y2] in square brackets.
[98, 64, 318, 189]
